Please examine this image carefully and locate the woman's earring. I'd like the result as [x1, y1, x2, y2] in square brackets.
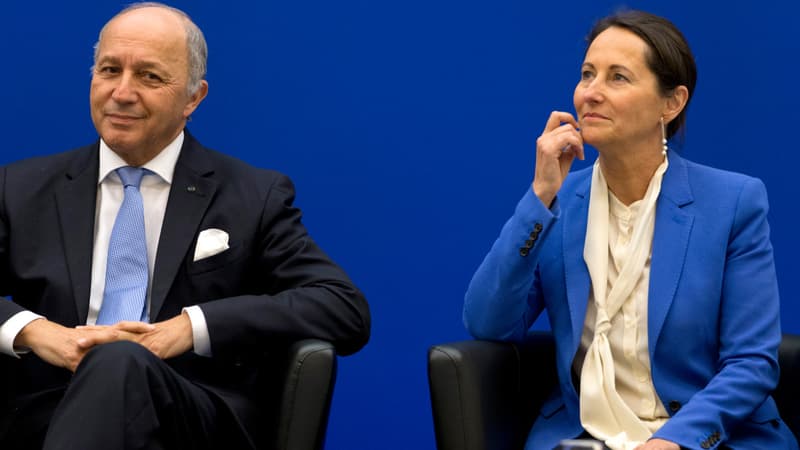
[660, 117, 668, 156]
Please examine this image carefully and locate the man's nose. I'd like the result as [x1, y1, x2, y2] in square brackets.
[111, 72, 138, 103]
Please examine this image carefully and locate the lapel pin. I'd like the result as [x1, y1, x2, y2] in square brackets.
[187, 185, 197, 193]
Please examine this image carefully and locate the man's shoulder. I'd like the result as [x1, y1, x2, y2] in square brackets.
[2, 144, 97, 182]
[184, 136, 293, 191]
[5, 144, 93, 167]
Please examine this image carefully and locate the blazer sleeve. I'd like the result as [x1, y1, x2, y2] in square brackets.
[463, 188, 558, 341]
[653, 177, 782, 447]
[0, 166, 27, 322]
[198, 173, 370, 357]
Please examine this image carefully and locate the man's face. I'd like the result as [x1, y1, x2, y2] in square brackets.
[90, 7, 207, 165]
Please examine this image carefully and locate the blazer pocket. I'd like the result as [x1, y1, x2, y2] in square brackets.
[187, 241, 245, 275]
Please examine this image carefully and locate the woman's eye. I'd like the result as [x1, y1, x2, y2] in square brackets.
[581, 70, 594, 80]
[612, 73, 629, 82]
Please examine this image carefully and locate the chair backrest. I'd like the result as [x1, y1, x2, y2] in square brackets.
[428, 332, 558, 450]
[776, 333, 800, 439]
[261, 339, 338, 450]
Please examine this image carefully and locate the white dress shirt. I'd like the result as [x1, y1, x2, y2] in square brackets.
[0, 132, 211, 357]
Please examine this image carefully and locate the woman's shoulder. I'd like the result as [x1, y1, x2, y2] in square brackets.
[671, 154, 769, 216]
[677, 154, 766, 194]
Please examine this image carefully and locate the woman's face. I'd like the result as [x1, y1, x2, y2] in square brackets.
[573, 26, 667, 152]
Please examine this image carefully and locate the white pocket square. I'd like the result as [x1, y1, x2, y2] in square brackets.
[193, 228, 230, 262]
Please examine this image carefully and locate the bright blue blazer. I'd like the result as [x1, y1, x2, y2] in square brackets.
[464, 152, 798, 450]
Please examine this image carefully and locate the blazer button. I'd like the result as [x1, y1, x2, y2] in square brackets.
[668, 400, 681, 412]
[519, 247, 529, 257]
[700, 441, 710, 449]
[530, 230, 539, 239]
[534, 223, 543, 232]
[525, 239, 535, 248]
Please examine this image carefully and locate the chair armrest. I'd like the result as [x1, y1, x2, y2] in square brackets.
[428, 332, 558, 450]
[777, 333, 800, 440]
[274, 339, 338, 450]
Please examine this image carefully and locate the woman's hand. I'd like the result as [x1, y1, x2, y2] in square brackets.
[531, 111, 584, 207]
[634, 438, 680, 450]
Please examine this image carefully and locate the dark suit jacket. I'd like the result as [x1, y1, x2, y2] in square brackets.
[0, 131, 370, 445]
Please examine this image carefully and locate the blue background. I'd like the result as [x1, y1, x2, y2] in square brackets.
[1, 1, 798, 448]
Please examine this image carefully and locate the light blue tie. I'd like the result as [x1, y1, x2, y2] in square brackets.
[97, 167, 149, 325]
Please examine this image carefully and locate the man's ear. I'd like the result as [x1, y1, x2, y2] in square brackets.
[184, 80, 209, 119]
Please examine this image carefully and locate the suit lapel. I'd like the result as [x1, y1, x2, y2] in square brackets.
[55, 144, 100, 323]
[149, 133, 218, 320]
[563, 171, 592, 355]
[648, 153, 694, 355]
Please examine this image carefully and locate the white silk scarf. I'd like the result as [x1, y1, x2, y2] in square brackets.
[579, 157, 668, 450]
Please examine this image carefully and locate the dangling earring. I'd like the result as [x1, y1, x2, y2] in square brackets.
[660, 117, 668, 156]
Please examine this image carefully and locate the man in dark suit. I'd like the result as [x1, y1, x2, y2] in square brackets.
[0, 3, 370, 449]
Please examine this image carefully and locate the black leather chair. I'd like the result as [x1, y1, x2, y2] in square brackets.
[428, 332, 800, 450]
[262, 339, 337, 450]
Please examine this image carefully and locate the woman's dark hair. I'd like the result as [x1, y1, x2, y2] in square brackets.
[586, 10, 697, 140]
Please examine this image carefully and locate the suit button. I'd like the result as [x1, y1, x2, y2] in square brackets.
[525, 239, 535, 248]
[519, 248, 529, 257]
[700, 442, 710, 449]
[534, 223, 543, 232]
[668, 400, 681, 412]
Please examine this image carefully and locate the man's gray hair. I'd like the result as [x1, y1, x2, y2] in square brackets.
[93, 2, 207, 95]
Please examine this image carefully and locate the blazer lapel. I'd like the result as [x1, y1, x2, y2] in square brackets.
[55, 144, 100, 323]
[563, 171, 592, 356]
[648, 153, 694, 354]
[149, 133, 218, 320]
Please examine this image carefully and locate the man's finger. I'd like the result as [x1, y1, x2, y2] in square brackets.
[76, 325, 107, 331]
[114, 321, 157, 333]
[76, 327, 121, 348]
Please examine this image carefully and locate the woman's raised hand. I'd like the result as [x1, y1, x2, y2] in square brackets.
[531, 111, 584, 207]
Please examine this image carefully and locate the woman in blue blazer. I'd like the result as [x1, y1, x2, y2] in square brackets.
[463, 10, 798, 450]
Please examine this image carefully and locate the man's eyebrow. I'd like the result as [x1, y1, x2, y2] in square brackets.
[95, 56, 166, 72]
[95, 55, 120, 65]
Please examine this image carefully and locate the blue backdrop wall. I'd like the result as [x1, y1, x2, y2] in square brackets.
[1, 1, 798, 448]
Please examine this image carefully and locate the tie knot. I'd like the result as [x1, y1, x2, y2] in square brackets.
[116, 166, 147, 188]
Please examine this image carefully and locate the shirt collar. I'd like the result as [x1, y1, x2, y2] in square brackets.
[98, 131, 184, 185]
